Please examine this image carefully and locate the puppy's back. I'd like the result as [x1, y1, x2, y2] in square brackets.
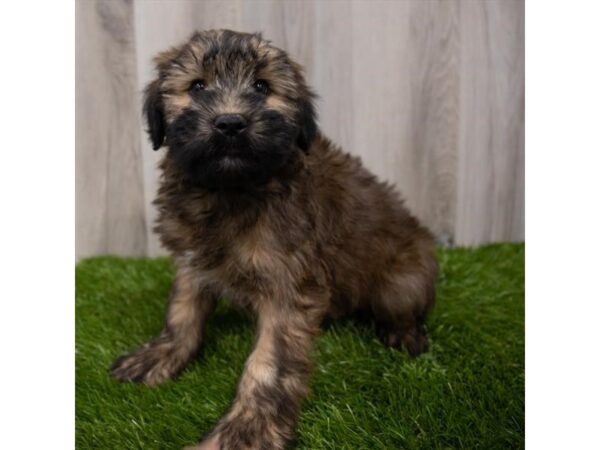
[303, 133, 436, 313]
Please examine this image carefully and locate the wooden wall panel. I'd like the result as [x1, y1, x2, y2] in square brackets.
[76, 0, 146, 258]
[406, 0, 460, 245]
[311, 1, 355, 154]
[351, 0, 410, 189]
[133, 0, 206, 256]
[456, 0, 525, 245]
[75, 0, 525, 257]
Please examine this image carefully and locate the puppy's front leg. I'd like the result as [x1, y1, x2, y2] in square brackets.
[194, 293, 328, 450]
[111, 266, 217, 385]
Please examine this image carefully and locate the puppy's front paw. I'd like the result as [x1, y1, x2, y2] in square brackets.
[110, 337, 186, 385]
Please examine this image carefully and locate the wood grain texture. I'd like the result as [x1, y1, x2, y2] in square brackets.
[406, 0, 460, 245]
[76, 0, 146, 258]
[133, 0, 207, 257]
[456, 0, 525, 245]
[351, 0, 409, 187]
[76, 0, 525, 257]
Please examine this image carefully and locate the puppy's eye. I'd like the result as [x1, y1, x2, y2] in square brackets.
[189, 79, 206, 92]
[253, 79, 270, 95]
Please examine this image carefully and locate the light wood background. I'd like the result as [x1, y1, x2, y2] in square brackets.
[76, 0, 524, 258]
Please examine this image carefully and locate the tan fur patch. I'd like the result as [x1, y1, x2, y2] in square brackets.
[167, 269, 200, 330]
[163, 93, 192, 120]
[236, 222, 277, 272]
[245, 338, 276, 386]
[266, 95, 294, 115]
[213, 93, 245, 116]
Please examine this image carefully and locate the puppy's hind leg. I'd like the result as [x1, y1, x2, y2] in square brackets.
[372, 245, 437, 357]
[111, 265, 217, 385]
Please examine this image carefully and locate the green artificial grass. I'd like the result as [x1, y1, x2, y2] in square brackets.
[76, 244, 524, 450]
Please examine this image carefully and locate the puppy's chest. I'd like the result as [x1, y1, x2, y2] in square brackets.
[187, 218, 286, 298]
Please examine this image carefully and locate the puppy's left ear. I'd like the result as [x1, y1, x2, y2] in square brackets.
[297, 96, 317, 152]
[143, 79, 166, 150]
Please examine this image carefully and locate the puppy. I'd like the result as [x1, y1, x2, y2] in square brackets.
[111, 30, 437, 450]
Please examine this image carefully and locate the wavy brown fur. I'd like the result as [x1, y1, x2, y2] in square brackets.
[111, 30, 437, 450]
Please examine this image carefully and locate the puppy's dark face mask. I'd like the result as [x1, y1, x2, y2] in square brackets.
[144, 30, 317, 189]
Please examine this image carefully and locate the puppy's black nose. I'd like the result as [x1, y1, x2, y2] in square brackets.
[214, 114, 247, 137]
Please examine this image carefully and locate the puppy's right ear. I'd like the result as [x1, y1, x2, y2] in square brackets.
[143, 79, 166, 150]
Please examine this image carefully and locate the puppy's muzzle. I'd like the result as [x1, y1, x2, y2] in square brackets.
[214, 114, 247, 137]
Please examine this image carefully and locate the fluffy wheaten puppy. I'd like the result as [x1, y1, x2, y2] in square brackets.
[111, 30, 437, 450]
